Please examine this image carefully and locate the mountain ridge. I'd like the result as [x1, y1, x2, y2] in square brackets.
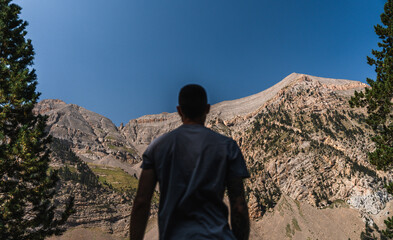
[123, 73, 367, 122]
[37, 73, 367, 134]
[120, 73, 368, 154]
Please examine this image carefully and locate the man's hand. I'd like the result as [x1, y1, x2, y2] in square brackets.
[130, 168, 157, 240]
[227, 177, 250, 240]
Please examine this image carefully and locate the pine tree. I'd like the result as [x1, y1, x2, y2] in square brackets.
[0, 0, 73, 239]
[350, 0, 393, 238]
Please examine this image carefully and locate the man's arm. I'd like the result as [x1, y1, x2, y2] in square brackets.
[130, 168, 157, 240]
[227, 177, 250, 240]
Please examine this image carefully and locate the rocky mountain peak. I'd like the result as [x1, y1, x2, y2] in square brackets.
[33, 99, 67, 115]
[34, 99, 141, 176]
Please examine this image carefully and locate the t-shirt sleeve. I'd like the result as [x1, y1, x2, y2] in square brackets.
[228, 140, 250, 178]
[141, 144, 155, 169]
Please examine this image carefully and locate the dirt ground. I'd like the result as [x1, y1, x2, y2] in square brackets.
[48, 195, 393, 240]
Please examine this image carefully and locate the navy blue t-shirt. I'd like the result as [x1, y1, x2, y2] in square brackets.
[142, 124, 249, 240]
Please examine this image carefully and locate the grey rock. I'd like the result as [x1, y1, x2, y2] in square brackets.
[348, 190, 393, 215]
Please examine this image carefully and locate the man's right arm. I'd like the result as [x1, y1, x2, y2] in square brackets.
[129, 168, 157, 240]
[227, 177, 250, 240]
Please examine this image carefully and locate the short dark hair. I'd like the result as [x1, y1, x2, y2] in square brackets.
[178, 84, 208, 119]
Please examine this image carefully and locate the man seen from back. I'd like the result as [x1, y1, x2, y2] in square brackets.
[130, 84, 250, 240]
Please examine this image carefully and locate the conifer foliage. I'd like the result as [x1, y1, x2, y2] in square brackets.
[350, 0, 393, 238]
[350, 0, 393, 171]
[0, 0, 73, 239]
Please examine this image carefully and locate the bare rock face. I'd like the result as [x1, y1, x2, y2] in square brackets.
[121, 112, 182, 154]
[349, 190, 393, 215]
[34, 99, 140, 175]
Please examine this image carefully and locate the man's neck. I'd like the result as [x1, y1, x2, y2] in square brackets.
[182, 120, 204, 126]
[182, 116, 205, 126]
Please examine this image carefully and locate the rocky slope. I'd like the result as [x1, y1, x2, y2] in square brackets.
[48, 138, 159, 239]
[41, 73, 393, 239]
[48, 138, 133, 238]
[231, 74, 392, 224]
[34, 99, 141, 175]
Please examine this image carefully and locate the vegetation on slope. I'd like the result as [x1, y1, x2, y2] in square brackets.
[232, 78, 382, 219]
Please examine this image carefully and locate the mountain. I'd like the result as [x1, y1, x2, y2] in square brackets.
[34, 99, 141, 175]
[121, 73, 368, 154]
[38, 73, 393, 239]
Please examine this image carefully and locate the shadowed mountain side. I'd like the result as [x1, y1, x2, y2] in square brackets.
[34, 99, 141, 176]
[47, 138, 138, 239]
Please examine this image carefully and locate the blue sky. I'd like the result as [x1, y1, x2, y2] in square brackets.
[16, 0, 386, 125]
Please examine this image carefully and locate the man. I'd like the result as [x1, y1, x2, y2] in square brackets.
[130, 84, 250, 240]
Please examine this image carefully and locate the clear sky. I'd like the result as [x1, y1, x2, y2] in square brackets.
[15, 0, 386, 126]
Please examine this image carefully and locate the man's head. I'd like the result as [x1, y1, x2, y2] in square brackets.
[177, 84, 210, 124]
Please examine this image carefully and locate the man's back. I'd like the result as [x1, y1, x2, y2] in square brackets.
[142, 124, 249, 239]
[130, 84, 250, 240]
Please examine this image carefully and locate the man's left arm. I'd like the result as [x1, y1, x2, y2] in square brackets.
[130, 168, 157, 240]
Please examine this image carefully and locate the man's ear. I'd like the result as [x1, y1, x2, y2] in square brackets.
[176, 106, 183, 118]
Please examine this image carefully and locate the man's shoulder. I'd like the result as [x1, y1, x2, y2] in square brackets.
[146, 125, 236, 151]
[204, 127, 234, 142]
[145, 129, 176, 149]
[144, 126, 185, 150]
